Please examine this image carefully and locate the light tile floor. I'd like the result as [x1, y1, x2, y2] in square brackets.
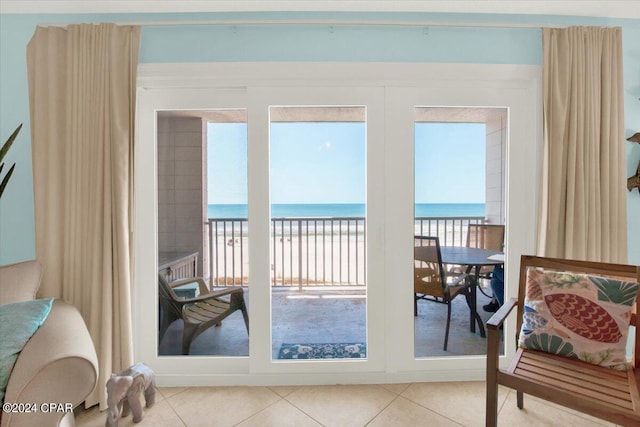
[75, 381, 618, 427]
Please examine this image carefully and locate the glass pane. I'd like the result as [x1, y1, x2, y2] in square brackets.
[157, 109, 250, 357]
[269, 106, 367, 361]
[413, 107, 506, 358]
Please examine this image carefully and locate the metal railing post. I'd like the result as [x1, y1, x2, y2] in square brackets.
[298, 219, 303, 291]
[208, 219, 214, 288]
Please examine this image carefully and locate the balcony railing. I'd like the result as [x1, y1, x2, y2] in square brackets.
[414, 216, 486, 247]
[206, 216, 485, 289]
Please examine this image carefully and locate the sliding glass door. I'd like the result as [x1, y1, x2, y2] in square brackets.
[248, 87, 385, 374]
[412, 108, 507, 359]
[135, 63, 541, 383]
[157, 109, 251, 358]
[385, 85, 536, 375]
[268, 106, 367, 361]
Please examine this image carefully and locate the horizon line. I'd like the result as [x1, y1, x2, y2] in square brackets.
[208, 202, 486, 205]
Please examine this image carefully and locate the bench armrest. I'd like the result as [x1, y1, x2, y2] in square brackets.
[487, 297, 518, 330]
[486, 298, 518, 370]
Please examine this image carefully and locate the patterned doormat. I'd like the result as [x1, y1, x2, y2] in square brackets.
[277, 343, 367, 359]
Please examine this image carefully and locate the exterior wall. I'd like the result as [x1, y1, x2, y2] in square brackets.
[157, 116, 205, 276]
[485, 110, 507, 225]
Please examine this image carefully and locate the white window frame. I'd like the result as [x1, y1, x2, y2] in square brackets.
[135, 62, 542, 386]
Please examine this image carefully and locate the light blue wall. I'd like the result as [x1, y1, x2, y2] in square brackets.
[1, 12, 639, 265]
[140, 23, 541, 64]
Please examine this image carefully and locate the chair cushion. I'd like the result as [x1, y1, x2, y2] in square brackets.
[518, 268, 640, 370]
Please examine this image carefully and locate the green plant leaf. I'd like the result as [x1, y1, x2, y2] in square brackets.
[0, 163, 15, 198]
[0, 123, 22, 199]
[0, 123, 22, 163]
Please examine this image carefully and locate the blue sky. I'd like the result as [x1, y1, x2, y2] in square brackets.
[415, 123, 486, 203]
[207, 121, 485, 205]
[270, 122, 366, 204]
[207, 122, 248, 204]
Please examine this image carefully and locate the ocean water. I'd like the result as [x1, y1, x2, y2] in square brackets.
[208, 203, 485, 219]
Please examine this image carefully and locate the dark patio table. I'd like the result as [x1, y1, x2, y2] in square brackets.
[414, 245, 504, 338]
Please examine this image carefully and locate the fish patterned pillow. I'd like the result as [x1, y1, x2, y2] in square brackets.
[518, 268, 640, 370]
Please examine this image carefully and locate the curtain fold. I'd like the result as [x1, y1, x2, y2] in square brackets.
[539, 26, 627, 263]
[27, 23, 140, 409]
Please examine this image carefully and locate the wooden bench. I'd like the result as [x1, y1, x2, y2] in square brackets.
[486, 255, 640, 426]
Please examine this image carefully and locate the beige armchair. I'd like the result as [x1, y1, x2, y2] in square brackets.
[0, 260, 98, 427]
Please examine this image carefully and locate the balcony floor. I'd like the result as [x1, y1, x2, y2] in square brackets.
[159, 286, 499, 358]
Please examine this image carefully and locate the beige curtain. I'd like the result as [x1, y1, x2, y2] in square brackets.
[27, 23, 140, 409]
[539, 27, 627, 263]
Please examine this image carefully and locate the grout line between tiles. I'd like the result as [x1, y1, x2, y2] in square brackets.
[518, 391, 617, 427]
[399, 393, 466, 426]
[282, 391, 327, 426]
[363, 393, 401, 426]
[500, 389, 617, 426]
[162, 389, 189, 427]
[160, 387, 190, 400]
[266, 385, 299, 398]
[495, 388, 510, 417]
[381, 382, 412, 395]
[232, 394, 285, 426]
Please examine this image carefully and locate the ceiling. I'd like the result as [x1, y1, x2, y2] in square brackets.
[1, 1, 639, 19]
